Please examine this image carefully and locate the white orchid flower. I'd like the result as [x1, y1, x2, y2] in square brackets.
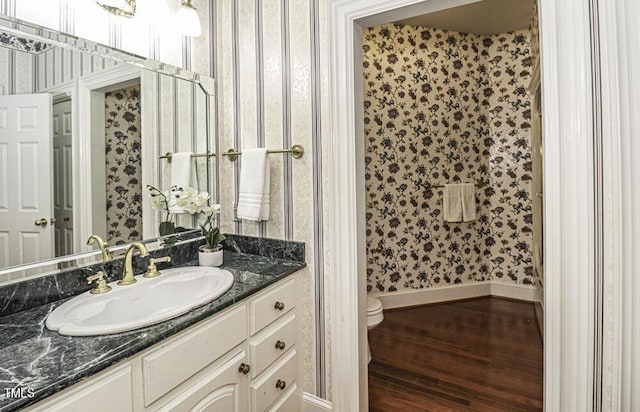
[175, 187, 197, 207]
[193, 191, 210, 206]
[150, 189, 174, 212]
[202, 204, 221, 214]
[150, 194, 165, 210]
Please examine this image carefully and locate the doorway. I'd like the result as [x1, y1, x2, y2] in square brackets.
[52, 96, 73, 257]
[326, 0, 599, 410]
[361, 5, 543, 408]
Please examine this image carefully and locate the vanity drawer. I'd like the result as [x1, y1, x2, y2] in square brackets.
[250, 349, 297, 412]
[250, 279, 296, 335]
[249, 312, 297, 378]
[266, 382, 298, 412]
[142, 305, 247, 406]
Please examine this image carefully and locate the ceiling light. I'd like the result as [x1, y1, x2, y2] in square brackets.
[175, 0, 201, 37]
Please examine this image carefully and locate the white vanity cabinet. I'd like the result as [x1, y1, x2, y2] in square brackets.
[25, 275, 300, 412]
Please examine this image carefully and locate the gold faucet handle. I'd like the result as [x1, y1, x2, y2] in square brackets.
[86, 271, 112, 295]
[143, 256, 172, 278]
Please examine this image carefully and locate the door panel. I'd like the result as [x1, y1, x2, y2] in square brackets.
[0, 93, 53, 267]
[52, 99, 73, 257]
[18, 142, 40, 210]
[0, 143, 7, 211]
[156, 351, 248, 412]
[0, 232, 8, 267]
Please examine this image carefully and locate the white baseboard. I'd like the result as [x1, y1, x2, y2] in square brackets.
[372, 282, 491, 310]
[490, 282, 538, 302]
[301, 392, 332, 412]
[372, 282, 538, 310]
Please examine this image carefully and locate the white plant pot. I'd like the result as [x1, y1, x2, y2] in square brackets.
[198, 247, 223, 267]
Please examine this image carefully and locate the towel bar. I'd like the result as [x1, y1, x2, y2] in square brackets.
[424, 182, 485, 189]
[159, 152, 216, 164]
[222, 144, 305, 162]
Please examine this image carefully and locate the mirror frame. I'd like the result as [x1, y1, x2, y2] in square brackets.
[0, 15, 215, 281]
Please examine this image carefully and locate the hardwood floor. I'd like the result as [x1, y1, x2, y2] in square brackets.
[368, 297, 543, 412]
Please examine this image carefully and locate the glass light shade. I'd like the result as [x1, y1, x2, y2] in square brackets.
[175, 3, 201, 37]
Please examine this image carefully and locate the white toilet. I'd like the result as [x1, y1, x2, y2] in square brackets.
[366, 296, 384, 364]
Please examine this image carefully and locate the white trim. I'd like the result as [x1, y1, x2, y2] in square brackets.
[597, 0, 640, 409]
[538, 0, 596, 410]
[372, 283, 537, 310]
[490, 283, 538, 302]
[373, 283, 491, 309]
[140, 70, 159, 240]
[75, 65, 143, 251]
[301, 392, 333, 412]
[326, 0, 597, 411]
[40, 80, 81, 252]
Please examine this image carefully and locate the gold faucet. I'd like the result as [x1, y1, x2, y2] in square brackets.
[87, 235, 113, 262]
[118, 242, 149, 286]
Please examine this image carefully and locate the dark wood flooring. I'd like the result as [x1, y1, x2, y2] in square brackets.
[368, 297, 543, 412]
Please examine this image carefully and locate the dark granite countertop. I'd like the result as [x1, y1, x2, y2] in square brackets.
[0, 251, 306, 411]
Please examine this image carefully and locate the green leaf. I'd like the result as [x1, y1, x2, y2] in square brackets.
[159, 221, 176, 236]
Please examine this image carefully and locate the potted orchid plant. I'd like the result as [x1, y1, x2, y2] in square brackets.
[174, 187, 226, 266]
[147, 185, 187, 244]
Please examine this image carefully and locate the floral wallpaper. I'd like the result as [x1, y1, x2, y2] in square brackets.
[105, 85, 142, 244]
[363, 24, 534, 293]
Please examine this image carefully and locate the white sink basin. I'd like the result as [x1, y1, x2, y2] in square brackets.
[46, 267, 234, 336]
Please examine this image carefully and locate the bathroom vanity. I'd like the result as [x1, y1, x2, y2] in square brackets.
[0, 238, 306, 412]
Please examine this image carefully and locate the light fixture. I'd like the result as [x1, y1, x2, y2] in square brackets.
[96, 0, 137, 18]
[175, 0, 201, 37]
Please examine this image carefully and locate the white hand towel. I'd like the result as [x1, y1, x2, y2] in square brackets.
[171, 152, 192, 190]
[237, 148, 271, 221]
[461, 183, 476, 222]
[170, 152, 193, 213]
[443, 184, 463, 222]
[261, 158, 271, 220]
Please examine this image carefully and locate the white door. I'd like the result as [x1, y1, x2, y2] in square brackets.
[0, 93, 53, 267]
[53, 98, 73, 257]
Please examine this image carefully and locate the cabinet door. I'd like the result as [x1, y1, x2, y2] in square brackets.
[157, 351, 248, 412]
[25, 365, 134, 412]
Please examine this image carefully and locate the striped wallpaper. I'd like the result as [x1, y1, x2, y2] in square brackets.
[215, 0, 326, 397]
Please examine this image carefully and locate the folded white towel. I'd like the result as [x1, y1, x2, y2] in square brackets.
[461, 183, 476, 222]
[261, 158, 271, 220]
[237, 148, 271, 221]
[443, 183, 476, 222]
[443, 184, 463, 222]
[170, 152, 193, 213]
[171, 152, 192, 189]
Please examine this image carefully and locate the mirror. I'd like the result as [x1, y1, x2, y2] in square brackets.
[0, 15, 216, 281]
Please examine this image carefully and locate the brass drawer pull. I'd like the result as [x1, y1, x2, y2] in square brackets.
[274, 301, 285, 311]
[275, 340, 286, 350]
[275, 379, 286, 390]
[238, 363, 251, 375]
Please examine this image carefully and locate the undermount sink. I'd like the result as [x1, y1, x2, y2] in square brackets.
[46, 266, 235, 336]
